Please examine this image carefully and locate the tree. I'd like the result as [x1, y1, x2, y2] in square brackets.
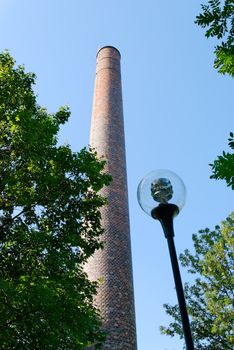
[195, 2, 234, 187]
[160, 214, 234, 349]
[0, 51, 111, 349]
[210, 131, 234, 189]
[195, 0, 234, 77]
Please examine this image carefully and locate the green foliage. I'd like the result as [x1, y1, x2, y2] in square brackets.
[210, 132, 234, 189]
[160, 214, 234, 349]
[195, 0, 234, 77]
[0, 50, 111, 349]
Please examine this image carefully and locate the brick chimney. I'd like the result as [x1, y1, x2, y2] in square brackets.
[86, 46, 137, 349]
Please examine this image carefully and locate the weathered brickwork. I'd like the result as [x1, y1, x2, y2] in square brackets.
[85, 47, 137, 349]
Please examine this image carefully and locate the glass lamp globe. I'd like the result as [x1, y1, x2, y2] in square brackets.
[137, 169, 186, 218]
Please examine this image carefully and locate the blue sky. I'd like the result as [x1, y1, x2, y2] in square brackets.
[0, 1, 233, 349]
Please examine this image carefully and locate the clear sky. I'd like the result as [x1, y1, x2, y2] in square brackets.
[0, 1, 233, 349]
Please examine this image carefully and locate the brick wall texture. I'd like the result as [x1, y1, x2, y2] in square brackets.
[85, 46, 137, 349]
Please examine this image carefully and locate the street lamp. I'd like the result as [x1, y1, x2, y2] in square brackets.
[137, 169, 194, 350]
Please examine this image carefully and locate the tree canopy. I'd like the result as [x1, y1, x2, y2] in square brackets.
[160, 214, 234, 349]
[195, 0, 234, 77]
[210, 131, 234, 189]
[0, 50, 111, 349]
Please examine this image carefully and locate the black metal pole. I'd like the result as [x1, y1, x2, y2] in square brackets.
[166, 235, 194, 350]
[151, 204, 194, 350]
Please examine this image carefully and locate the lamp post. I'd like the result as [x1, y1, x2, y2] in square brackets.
[137, 169, 194, 350]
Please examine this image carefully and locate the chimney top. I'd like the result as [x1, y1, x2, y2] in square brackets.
[96, 46, 121, 58]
